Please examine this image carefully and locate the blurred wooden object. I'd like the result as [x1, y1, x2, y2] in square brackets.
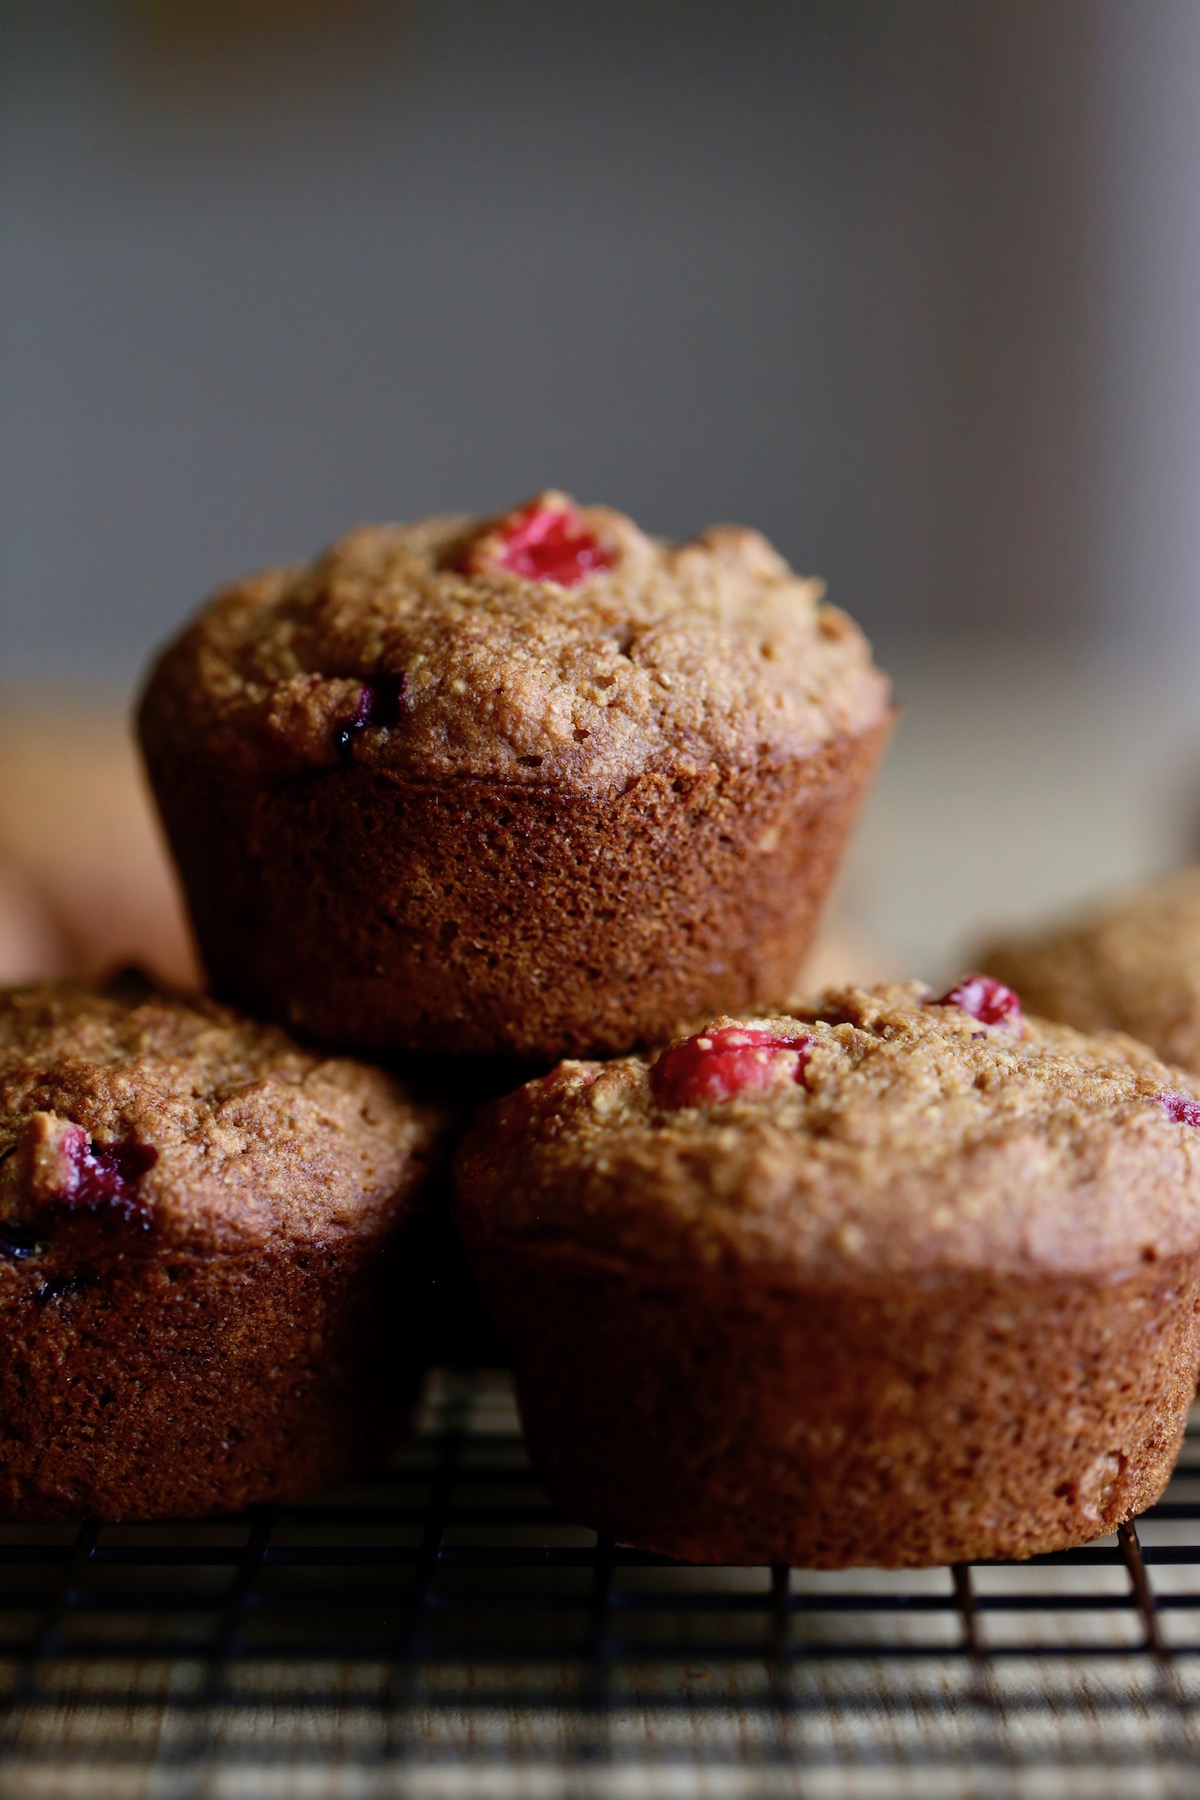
[0, 696, 201, 990]
[0, 861, 71, 985]
[800, 922, 899, 994]
[119, 0, 406, 102]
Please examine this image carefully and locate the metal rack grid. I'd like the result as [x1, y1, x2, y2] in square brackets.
[1, 1370, 1199, 1799]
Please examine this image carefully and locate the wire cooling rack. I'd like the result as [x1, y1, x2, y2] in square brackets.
[1, 1372, 1199, 1799]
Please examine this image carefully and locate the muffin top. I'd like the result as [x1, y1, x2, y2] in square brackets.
[139, 493, 889, 799]
[455, 979, 1200, 1281]
[0, 978, 439, 1258]
[980, 867, 1200, 1077]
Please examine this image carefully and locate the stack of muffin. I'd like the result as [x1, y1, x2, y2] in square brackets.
[4, 491, 1200, 1569]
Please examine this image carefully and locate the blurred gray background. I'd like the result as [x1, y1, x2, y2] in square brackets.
[5, 0, 1200, 979]
[5, 0, 1200, 683]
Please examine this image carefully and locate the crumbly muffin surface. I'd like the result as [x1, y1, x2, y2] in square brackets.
[0, 980, 435, 1254]
[457, 982, 1200, 1279]
[981, 867, 1200, 1076]
[142, 494, 889, 798]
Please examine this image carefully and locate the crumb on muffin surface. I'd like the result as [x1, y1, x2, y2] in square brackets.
[456, 982, 1200, 1281]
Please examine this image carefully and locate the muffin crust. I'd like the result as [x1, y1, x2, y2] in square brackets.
[140, 496, 887, 800]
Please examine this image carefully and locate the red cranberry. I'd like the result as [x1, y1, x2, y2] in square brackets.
[932, 975, 1023, 1030]
[462, 501, 614, 588]
[53, 1127, 157, 1227]
[652, 1026, 815, 1109]
[1155, 1091, 1200, 1128]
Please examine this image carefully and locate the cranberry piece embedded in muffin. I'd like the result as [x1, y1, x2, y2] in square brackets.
[1157, 1090, 1200, 1127]
[458, 494, 615, 587]
[933, 973, 1023, 1029]
[493, 500, 613, 586]
[652, 1025, 814, 1108]
[14, 1111, 156, 1230]
[57, 1127, 157, 1224]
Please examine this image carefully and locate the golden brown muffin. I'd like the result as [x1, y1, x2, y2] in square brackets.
[137, 493, 891, 1061]
[980, 867, 1200, 1075]
[455, 978, 1200, 1567]
[0, 976, 441, 1521]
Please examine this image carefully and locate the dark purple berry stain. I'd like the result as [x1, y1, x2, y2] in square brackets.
[336, 673, 408, 757]
[0, 1145, 38, 1258]
[35, 1270, 97, 1305]
[0, 1220, 44, 1260]
[53, 1127, 157, 1228]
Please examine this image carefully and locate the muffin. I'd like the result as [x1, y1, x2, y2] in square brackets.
[454, 978, 1200, 1567]
[980, 867, 1200, 1075]
[0, 976, 440, 1521]
[138, 493, 892, 1061]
